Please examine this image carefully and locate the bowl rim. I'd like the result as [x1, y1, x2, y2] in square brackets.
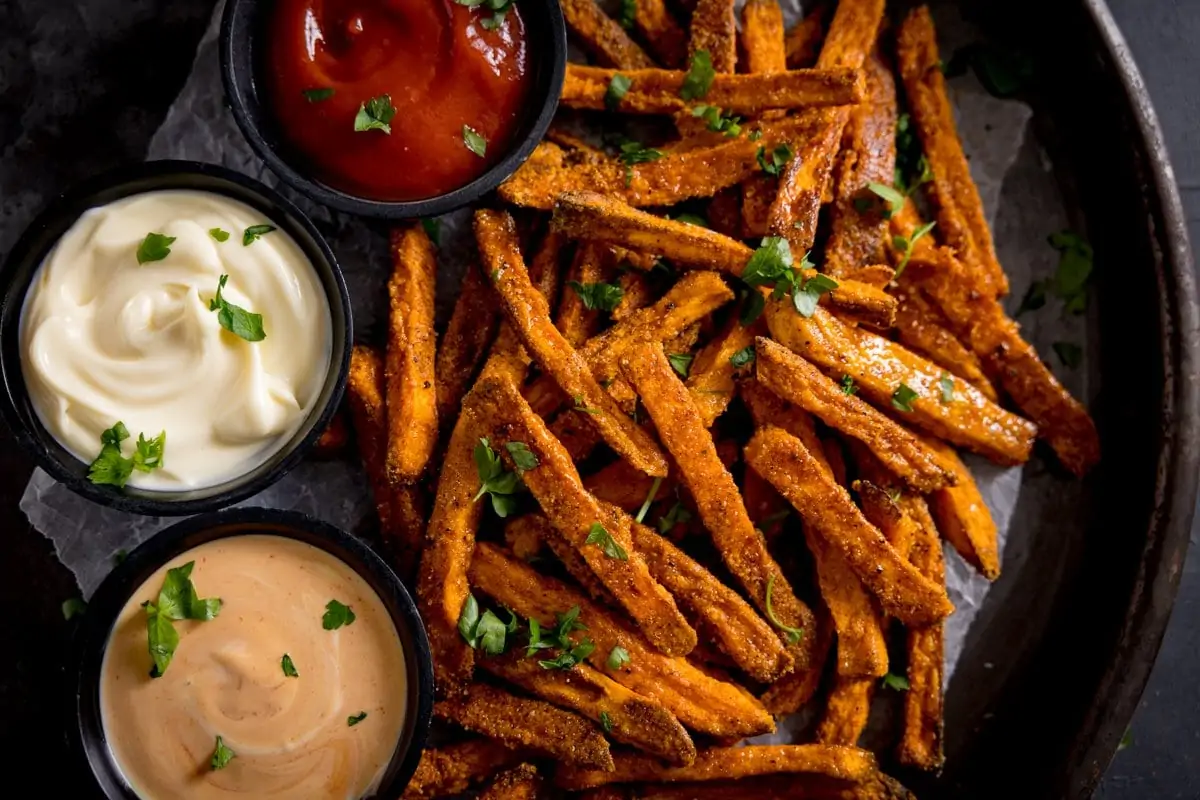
[219, 0, 568, 220]
[0, 159, 353, 516]
[66, 507, 435, 800]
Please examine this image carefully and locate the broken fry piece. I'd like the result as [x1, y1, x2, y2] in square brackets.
[816, 678, 874, 746]
[479, 764, 543, 800]
[688, 0, 737, 73]
[402, 739, 521, 800]
[741, 0, 788, 74]
[560, 0, 655, 69]
[686, 317, 759, 427]
[436, 260, 501, 425]
[745, 426, 954, 627]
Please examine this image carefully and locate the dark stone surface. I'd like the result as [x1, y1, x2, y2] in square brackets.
[0, 0, 1195, 796]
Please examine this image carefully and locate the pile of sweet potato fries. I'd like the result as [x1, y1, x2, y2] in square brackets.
[336, 2, 1100, 797]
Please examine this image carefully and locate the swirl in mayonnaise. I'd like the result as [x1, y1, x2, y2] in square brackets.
[20, 190, 332, 490]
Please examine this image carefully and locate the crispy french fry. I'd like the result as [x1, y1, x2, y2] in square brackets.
[479, 764, 542, 800]
[436, 261, 501, 424]
[620, 343, 820, 670]
[402, 739, 521, 800]
[629, 0, 688, 67]
[688, 0, 737, 73]
[765, 109, 845, 254]
[755, 338, 955, 491]
[557, 745, 878, 790]
[558, 242, 617, 347]
[896, 6, 1007, 296]
[742, 379, 830, 474]
[898, 518, 946, 771]
[385, 224, 439, 484]
[820, 274, 898, 329]
[816, 677, 874, 746]
[313, 409, 350, 456]
[765, 300, 1038, 465]
[785, 3, 830, 69]
[560, 0, 655, 69]
[844, 263, 896, 288]
[436, 683, 614, 771]
[477, 209, 669, 477]
[760, 612, 833, 716]
[920, 435, 1001, 579]
[470, 543, 775, 738]
[893, 287, 998, 401]
[481, 652, 697, 765]
[629, 774, 917, 800]
[744, 426, 954, 627]
[686, 317, 759, 427]
[613, 269, 654, 322]
[807, 527, 889, 678]
[854, 478, 922, 562]
[564, 64, 864, 115]
[742, 0, 788, 73]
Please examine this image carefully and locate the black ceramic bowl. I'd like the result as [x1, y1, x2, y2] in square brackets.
[220, 0, 567, 219]
[68, 508, 434, 799]
[0, 160, 352, 516]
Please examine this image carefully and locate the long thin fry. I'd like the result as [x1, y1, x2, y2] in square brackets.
[560, 0, 655, 69]
[816, 677, 874, 746]
[436, 260, 501, 425]
[760, 612, 833, 716]
[436, 683, 614, 771]
[688, 0, 737, 73]
[629, 0, 688, 67]
[557, 745, 878, 790]
[477, 209, 668, 477]
[481, 653, 697, 765]
[628, 774, 918, 800]
[346, 346, 394, 537]
[742, 0, 788, 74]
[807, 528, 889, 678]
[742, 379, 829, 473]
[686, 317, 759, 427]
[853, 478, 922, 562]
[470, 543, 775, 738]
[893, 287, 998, 401]
[765, 299, 1038, 464]
[896, 6, 1007, 296]
[898, 517, 946, 771]
[816, 0, 886, 70]
[558, 242, 616, 347]
[620, 343, 820, 670]
[385, 224, 438, 484]
[402, 739, 521, 800]
[471, 371, 696, 655]
[479, 764, 542, 800]
[745, 426, 954, 627]
[921, 435, 1001, 579]
[755, 337, 955, 491]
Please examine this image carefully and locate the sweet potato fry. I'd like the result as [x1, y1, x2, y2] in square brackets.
[471, 371, 696, 655]
[629, 774, 917, 800]
[898, 520, 946, 771]
[437, 683, 613, 771]
[686, 317, 759, 427]
[760, 612, 834, 716]
[896, 6, 1007, 296]
[470, 543, 775, 738]
[481, 652, 697, 765]
[807, 527, 888, 678]
[385, 224, 439, 484]
[785, 3, 830, 69]
[402, 739, 521, 800]
[765, 300, 1038, 465]
[436, 260, 501, 425]
[628, 0, 688, 67]
[584, 458, 675, 512]
[479, 764, 543, 800]
[765, 109, 845, 253]
[819, 273, 897, 329]
[313, 409, 349, 456]
[620, 343, 820, 668]
[755, 338, 955, 491]
[613, 269, 654, 322]
[558, 242, 617, 347]
[817, 678, 874, 746]
[920, 435, 1001, 579]
[815, 0, 886, 70]
[477, 209, 669, 477]
[893, 288, 998, 401]
[557, 745, 878, 790]
[560, 0, 655, 69]
[563, 64, 864, 115]
[688, 0, 737, 73]
[853, 478, 922, 562]
[744, 427, 954, 627]
[742, 379, 829, 473]
[742, 0, 788, 73]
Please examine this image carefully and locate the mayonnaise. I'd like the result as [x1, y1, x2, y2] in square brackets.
[20, 190, 332, 490]
[100, 535, 408, 800]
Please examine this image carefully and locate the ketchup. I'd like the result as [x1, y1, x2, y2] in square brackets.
[267, 0, 532, 202]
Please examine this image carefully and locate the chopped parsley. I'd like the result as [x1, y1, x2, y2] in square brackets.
[505, 441, 539, 472]
[136, 232, 175, 265]
[208, 228, 230, 242]
[455, 0, 512, 29]
[534, 606, 594, 670]
[302, 87, 335, 103]
[667, 352, 694, 378]
[463, 125, 488, 157]
[422, 218, 440, 245]
[569, 280, 624, 312]
[616, 138, 664, 186]
[142, 561, 222, 677]
[599, 710, 614, 733]
[347, 711, 368, 726]
[840, 374, 858, 396]
[281, 654, 299, 677]
[756, 143, 794, 177]
[764, 573, 803, 644]
[866, 182, 906, 218]
[634, 477, 663, 525]
[892, 221, 936, 279]
[242, 224, 276, 246]
[354, 94, 396, 134]
[473, 437, 522, 517]
[730, 345, 756, 369]
[585, 522, 628, 561]
[892, 383, 919, 412]
[939, 372, 955, 404]
[606, 645, 631, 670]
[87, 422, 166, 488]
[680, 50, 715, 101]
[605, 74, 632, 111]
[882, 672, 910, 691]
[657, 501, 692, 534]
[210, 736, 235, 770]
[322, 599, 356, 630]
[62, 598, 87, 620]
[691, 105, 741, 136]
[792, 273, 839, 318]
[208, 274, 266, 342]
[674, 212, 708, 227]
[618, 0, 637, 29]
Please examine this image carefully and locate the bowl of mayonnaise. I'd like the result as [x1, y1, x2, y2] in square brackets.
[0, 160, 351, 515]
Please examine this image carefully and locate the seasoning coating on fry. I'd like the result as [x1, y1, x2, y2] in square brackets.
[815, 0, 886, 70]
[478, 764, 543, 800]
[688, 0, 737, 73]
[806, 528, 889, 678]
[745, 426, 954, 627]
[686, 317, 759, 428]
[558, 242, 617, 347]
[816, 677, 874, 746]
[470, 543, 775, 738]
[921, 435, 1001, 579]
[346, 347, 398, 551]
[437, 682, 614, 771]
[385, 224, 439, 484]
[898, 520, 946, 771]
[436, 261, 501, 425]
[854, 477, 922, 562]
[893, 288, 998, 401]
[402, 739, 520, 800]
[560, 0, 655, 69]
[741, 0, 788, 74]
[766, 109, 845, 254]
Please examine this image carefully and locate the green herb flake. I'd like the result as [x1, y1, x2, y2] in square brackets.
[616, 138, 664, 186]
[585, 522, 628, 561]
[322, 599, 357, 630]
[569, 280, 624, 312]
[657, 501, 692, 534]
[473, 437, 522, 517]
[505, 441, 540, 472]
[618, 0, 637, 29]
[458, 594, 481, 644]
[892, 221, 936, 279]
[667, 352, 694, 378]
[730, 345, 756, 369]
[136, 233, 176, 265]
[572, 395, 601, 416]
[680, 50, 715, 101]
[691, 104, 741, 137]
[209, 228, 230, 242]
[1053, 341, 1084, 369]
[281, 654, 299, 678]
[892, 383, 919, 412]
[674, 212, 709, 227]
[302, 87, 335, 103]
[347, 711, 368, 727]
[938, 372, 955, 404]
[606, 645, 631, 671]
[599, 710, 613, 733]
[634, 477, 663, 525]
[866, 182, 906, 218]
[87, 422, 166, 489]
[421, 218, 440, 245]
[1048, 231, 1094, 315]
[756, 143, 794, 177]
[840, 374, 858, 396]
[463, 125, 488, 157]
[742, 236, 795, 288]
[210, 736, 235, 770]
[764, 573, 803, 644]
[354, 94, 396, 134]
[882, 672, 910, 691]
[62, 598, 87, 620]
[792, 273, 839, 318]
[605, 74, 632, 111]
[208, 274, 266, 342]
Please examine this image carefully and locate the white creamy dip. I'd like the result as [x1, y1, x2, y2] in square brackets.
[20, 190, 332, 490]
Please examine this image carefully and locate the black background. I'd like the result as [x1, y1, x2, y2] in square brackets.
[0, 0, 1194, 796]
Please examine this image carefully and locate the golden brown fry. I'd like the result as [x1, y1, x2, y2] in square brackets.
[893, 287, 998, 401]
[760, 613, 834, 716]
[741, 0, 788, 74]
[436, 260, 501, 425]
[742, 379, 830, 474]
[785, 3, 830, 69]
[820, 273, 897, 329]
[402, 739, 521, 800]
[898, 519, 946, 771]
[625, 512, 793, 683]
[620, 343, 820, 667]
[844, 263, 896, 289]
[385, 224, 439, 485]
[896, 6, 1007, 296]
[560, 0, 655, 69]
[470, 543, 775, 738]
[854, 479, 922, 562]
[629, 0, 688, 67]
[825, 53, 897, 276]
[921, 435, 1001, 579]
[815, 0, 886, 70]
[755, 337, 955, 491]
[437, 683, 614, 771]
[563, 64, 864, 115]
[807, 528, 888, 678]
[765, 109, 844, 254]
[686, 316, 759, 427]
[313, 408, 350, 456]
[347, 346, 397, 542]
[584, 458, 674, 512]
[558, 242, 617, 347]
[688, 0, 737, 73]
[745, 426, 954, 627]
[817, 678, 874, 746]
[629, 774, 918, 800]
[505, 513, 549, 561]
[557, 745, 879, 790]
[477, 209, 669, 477]
[479, 764, 543, 800]
[481, 651, 697, 765]
[765, 300, 1038, 465]
[613, 268, 654, 322]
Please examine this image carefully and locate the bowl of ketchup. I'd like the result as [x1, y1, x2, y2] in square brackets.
[220, 0, 566, 218]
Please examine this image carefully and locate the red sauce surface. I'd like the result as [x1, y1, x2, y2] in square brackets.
[267, 0, 531, 201]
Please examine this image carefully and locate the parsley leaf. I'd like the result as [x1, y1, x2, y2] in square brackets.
[1053, 341, 1083, 369]
[533, 607, 594, 670]
[605, 74, 632, 111]
[143, 601, 179, 677]
[635, 477, 663, 525]
[525, 617, 553, 657]
[210, 736, 235, 770]
[347, 711, 368, 726]
[792, 273, 839, 318]
[939, 372, 955, 404]
[840, 374, 858, 396]
[618, 0, 637, 29]
[866, 183, 906, 218]
[157, 561, 222, 622]
[422, 218, 440, 245]
[322, 599, 356, 630]
[473, 437, 522, 517]
[882, 672, 910, 691]
[538, 639, 596, 670]
[208, 274, 266, 342]
[569, 280, 624, 312]
[303, 87, 335, 103]
[616, 138, 664, 186]
[739, 288, 766, 326]
[243, 224, 276, 246]
[667, 352, 694, 378]
[458, 594, 481, 643]
[892, 221, 936, 279]
[505, 441, 539, 472]
[463, 125, 488, 157]
[133, 431, 166, 473]
[892, 383, 919, 412]
[209, 228, 230, 242]
[585, 522, 628, 561]
[756, 144, 794, 177]
[730, 345, 756, 368]
[62, 598, 87, 620]
[674, 212, 709, 227]
[354, 94, 396, 134]
[599, 710, 614, 733]
[742, 236, 795, 287]
[281, 654, 299, 677]
[680, 50, 715, 101]
[657, 501, 692, 534]
[136, 233, 175, 265]
[572, 395, 601, 416]
[88, 422, 166, 488]
[474, 610, 509, 655]
[606, 646, 631, 670]
[1048, 231, 1094, 315]
[691, 104, 741, 136]
[764, 573, 803, 644]
[894, 112, 933, 194]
